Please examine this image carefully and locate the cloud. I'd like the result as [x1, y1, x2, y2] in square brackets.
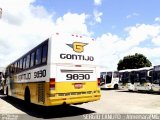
[1, 0, 160, 73]
[55, 12, 91, 35]
[96, 23, 160, 70]
[93, 10, 103, 23]
[125, 24, 160, 46]
[30, 5, 54, 19]
[93, 0, 103, 24]
[126, 13, 139, 19]
[94, 0, 102, 6]
[0, 0, 91, 67]
[152, 36, 160, 46]
[155, 17, 160, 22]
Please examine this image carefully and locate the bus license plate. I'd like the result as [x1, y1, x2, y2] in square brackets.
[74, 83, 83, 89]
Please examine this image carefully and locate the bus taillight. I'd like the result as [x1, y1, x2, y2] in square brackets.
[50, 78, 55, 90]
[97, 78, 100, 87]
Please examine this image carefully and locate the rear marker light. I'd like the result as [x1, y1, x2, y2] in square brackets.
[97, 78, 100, 87]
[50, 78, 55, 90]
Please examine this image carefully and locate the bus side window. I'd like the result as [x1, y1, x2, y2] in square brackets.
[30, 52, 35, 67]
[35, 47, 42, 65]
[23, 57, 27, 70]
[106, 74, 112, 83]
[14, 62, 17, 73]
[20, 59, 23, 71]
[26, 54, 30, 69]
[17, 61, 20, 72]
[11, 64, 14, 73]
[42, 44, 48, 63]
[113, 72, 119, 78]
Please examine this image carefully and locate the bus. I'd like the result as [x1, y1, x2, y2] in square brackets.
[152, 65, 160, 92]
[100, 71, 119, 89]
[119, 67, 153, 91]
[118, 69, 137, 91]
[3, 33, 101, 106]
[126, 69, 139, 91]
[134, 67, 153, 91]
[119, 69, 132, 90]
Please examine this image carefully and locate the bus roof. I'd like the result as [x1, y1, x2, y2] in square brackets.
[119, 67, 153, 73]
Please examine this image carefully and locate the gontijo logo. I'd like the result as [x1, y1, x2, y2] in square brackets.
[66, 42, 88, 53]
[60, 42, 94, 61]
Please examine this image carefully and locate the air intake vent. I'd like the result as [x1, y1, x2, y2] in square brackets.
[38, 83, 45, 104]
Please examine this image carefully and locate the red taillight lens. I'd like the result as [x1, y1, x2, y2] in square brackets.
[97, 78, 100, 87]
[50, 78, 55, 90]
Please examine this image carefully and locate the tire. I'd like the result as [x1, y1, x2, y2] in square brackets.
[128, 90, 133, 92]
[0, 89, 3, 94]
[25, 87, 31, 105]
[114, 84, 118, 89]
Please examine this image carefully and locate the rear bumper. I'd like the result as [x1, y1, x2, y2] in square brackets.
[43, 81, 101, 106]
[45, 94, 101, 106]
[45, 90, 101, 106]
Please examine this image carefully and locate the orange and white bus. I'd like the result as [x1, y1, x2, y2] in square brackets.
[3, 33, 101, 106]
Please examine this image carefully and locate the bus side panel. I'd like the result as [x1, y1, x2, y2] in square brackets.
[9, 65, 50, 106]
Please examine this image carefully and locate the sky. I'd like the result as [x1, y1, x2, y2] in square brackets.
[0, 0, 160, 71]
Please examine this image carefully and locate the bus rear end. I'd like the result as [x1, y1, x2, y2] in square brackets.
[46, 65, 100, 106]
[46, 33, 101, 106]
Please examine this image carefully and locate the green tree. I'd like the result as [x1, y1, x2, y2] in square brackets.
[117, 53, 152, 71]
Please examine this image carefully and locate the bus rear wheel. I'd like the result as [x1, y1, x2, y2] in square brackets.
[25, 87, 31, 105]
